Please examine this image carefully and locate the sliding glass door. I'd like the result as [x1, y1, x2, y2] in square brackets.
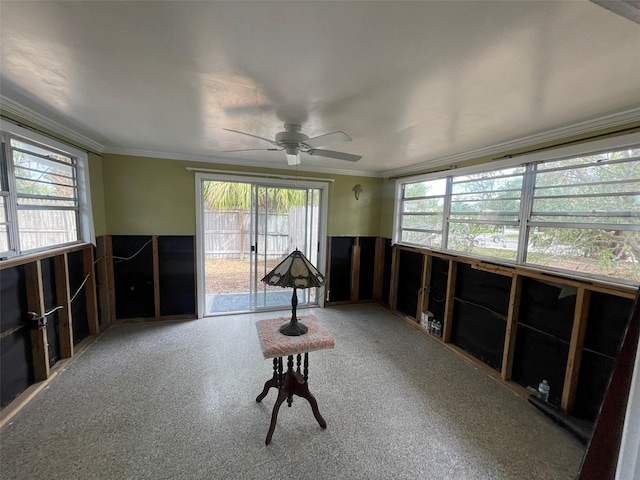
[196, 173, 327, 317]
[253, 185, 321, 309]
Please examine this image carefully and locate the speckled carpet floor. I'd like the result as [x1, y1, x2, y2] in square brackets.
[0, 304, 584, 479]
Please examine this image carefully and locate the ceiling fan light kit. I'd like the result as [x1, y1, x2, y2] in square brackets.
[285, 147, 301, 166]
[223, 123, 362, 165]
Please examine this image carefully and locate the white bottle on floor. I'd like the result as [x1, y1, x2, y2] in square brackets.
[538, 379, 550, 402]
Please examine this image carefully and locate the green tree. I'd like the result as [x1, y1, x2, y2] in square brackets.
[202, 182, 307, 213]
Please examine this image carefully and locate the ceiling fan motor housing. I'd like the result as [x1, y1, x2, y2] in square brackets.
[276, 124, 309, 152]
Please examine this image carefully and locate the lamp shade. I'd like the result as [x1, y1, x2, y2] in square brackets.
[261, 249, 325, 289]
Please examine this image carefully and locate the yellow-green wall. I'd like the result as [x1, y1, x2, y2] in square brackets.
[379, 179, 397, 239]
[101, 154, 384, 237]
[102, 155, 196, 235]
[327, 175, 383, 236]
[88, 152, 107, 237]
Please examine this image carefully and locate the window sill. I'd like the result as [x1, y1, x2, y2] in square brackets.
[0, 242, 93, 270]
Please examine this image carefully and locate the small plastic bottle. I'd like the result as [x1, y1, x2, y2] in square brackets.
[538, 379, 550, 402]
[434, 321, 442, 337]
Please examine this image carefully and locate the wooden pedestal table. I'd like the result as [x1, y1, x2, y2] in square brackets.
[255, 315, 335, 445]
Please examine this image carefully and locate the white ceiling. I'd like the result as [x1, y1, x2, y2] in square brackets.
[1, 1, 639, 177]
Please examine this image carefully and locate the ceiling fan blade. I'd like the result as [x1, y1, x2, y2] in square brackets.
[223, 148, 282, 153]
[303, 131, 352, 149]
[307, 149, 361, 162]
[223, 128, 278, 146]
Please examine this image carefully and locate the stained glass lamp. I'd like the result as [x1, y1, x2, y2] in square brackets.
[261, 249, 326, 336]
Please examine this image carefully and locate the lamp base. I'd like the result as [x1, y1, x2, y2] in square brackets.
[279, 320, 308, 336]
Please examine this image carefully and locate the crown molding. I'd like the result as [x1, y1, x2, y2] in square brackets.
[0, 96, 105, 153]
[381, 107, 640, 179]
[4, 91, 637, 180]
[103, 146, 380, 178]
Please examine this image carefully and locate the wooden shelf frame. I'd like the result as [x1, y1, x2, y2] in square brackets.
[104, 235, 197, 324]
[389, 243, 638, 415]
[1, 244, 101, 414]
[25, 260, 49, 382]
[326, 236, 390, 306]
[53, 253, 74, 359]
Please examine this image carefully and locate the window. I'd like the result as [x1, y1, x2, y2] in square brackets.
[526, 148, 640, 280]
[399, 178, 447, 248]
[448, 166, 524, 261]
[0, 121, 93, 258]
[394, 133, 640, 285]
[0, 158, 10, 252]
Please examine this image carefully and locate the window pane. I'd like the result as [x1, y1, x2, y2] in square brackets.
[534, 179, 640, 197]
[536, 148, 640, 171]
[452, 168, 524, 193]
[0, 195, 6, 223]
[450, 212, 519, 222]
[526, 227, 640, 283]
[403, 197, 445, 212]
[15, 178, 76, 199]
[14, 151, 76, 199]
[451, 168, 523, 224]
[401, 214, 442, 230]
[532, 194, 640, 220]
[17, 209, 78, 251]
[532, 200, 640, 221]
[11, 139, 74, 165]
[0, 225, 9, 253]
[401, 230, 442, 248]
[17, 197, 77, 208]
[399, 178, 446, 248]
[13, 151, 74, 175]
[404, 178, 447, 198]
[532, 152, 640, 231]
[448, 223, 518, 261]
[531, 214, 640, 225]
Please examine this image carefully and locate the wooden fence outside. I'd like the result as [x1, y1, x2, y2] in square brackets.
[203, 207, 316, 259]
[8, 209, 78, 252]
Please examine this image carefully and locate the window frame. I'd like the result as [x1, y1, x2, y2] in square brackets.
[397, 176, 448, 249]
[393, 131, 640, 285]
[0, 120, 94, 258]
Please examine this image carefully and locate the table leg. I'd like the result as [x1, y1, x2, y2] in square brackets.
[265, 387, 288, 445]
[256, 377, 278, 403]
[256, 358, 280, 403]
[259, 354, 327, 444]
[294, 378, 327, 429]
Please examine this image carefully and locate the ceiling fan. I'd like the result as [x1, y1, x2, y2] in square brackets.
[223, 124, 361, 165]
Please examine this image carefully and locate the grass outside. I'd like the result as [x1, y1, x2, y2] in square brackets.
[470, 247, 640, 282]
[205, 258, 282, 293]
